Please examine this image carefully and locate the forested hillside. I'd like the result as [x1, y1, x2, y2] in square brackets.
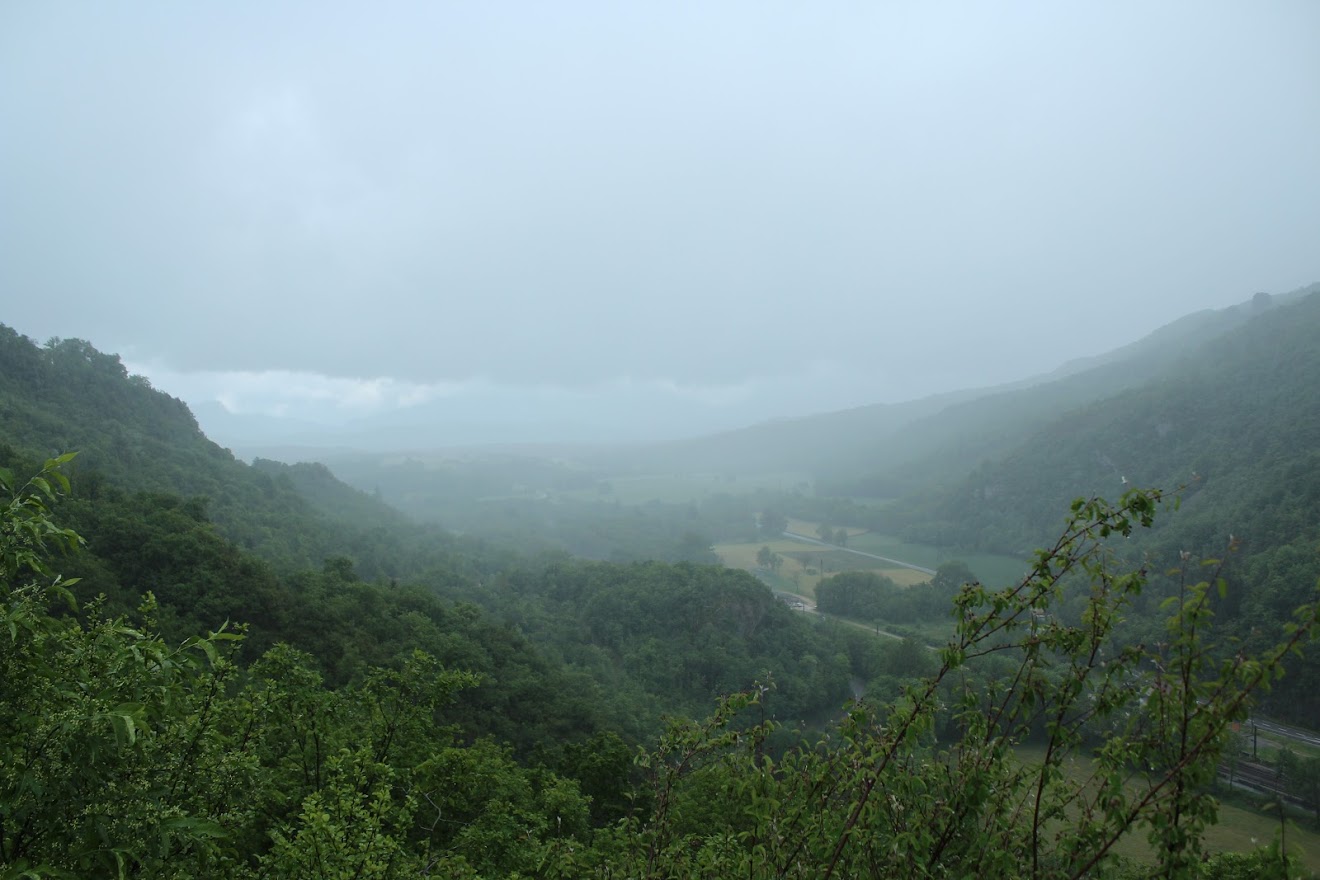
[815, 286, 1318, 496]
[569, 287, 1317, 491]
[864, 290, 1320, 723]
[4, 453, 1310, 876]
[0, 324, 880, 729]
[6, 320, 1320, 875]
[0, 326, 492, 582]
[888, 290, 1320, 567]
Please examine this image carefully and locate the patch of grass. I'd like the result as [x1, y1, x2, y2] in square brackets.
[1014, 743, 1320, 874]
[1243, 719, 1320, 764]
[882, 617, 953, 644]
[781, 524, 937, 578]
[876, 568, 931, 587]
[715, 540, 824, 598]
[718, 534, 954, 608]
[843, 530, 1028, 587]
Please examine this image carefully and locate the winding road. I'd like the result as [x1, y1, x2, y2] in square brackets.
[781, 531, 938, 576]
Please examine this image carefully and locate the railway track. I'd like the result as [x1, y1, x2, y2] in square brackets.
[1220, 758, 1304, 806]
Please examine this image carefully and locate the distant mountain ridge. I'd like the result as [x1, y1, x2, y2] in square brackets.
[588, 284, 1319, 488]
[888, 285, 1320, 556]
[744, 284, 1320, 724]
[817, 286, 1316, 496]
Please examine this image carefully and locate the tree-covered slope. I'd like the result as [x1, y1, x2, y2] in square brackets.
[589, 286, 1316, 490]
[0, 325, 490, 580]
[816, 286, 1317, 496]
[5, 459, 1312, 877]
[0, 324, 871, 741]
[5, 321, 1320, 874]
[892, 290, 1320, 556]
[879, 290, 1320, 722]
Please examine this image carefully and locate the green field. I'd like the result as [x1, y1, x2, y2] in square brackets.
[842, 530, 1028, 587]
[1015, 744, 1320, 874]
[715, 539, 828, 598]
[715, 538, 930, 599]
[778, 518, 1026, 588]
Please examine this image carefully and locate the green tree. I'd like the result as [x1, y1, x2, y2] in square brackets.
[673, 531, 719, 565]
[931, 558, 978, 593]
[1, 457, 249, 876]
[605, 488, 1320, 878]
[0, 455, 583, 877]
[9, 447, 1320, 877]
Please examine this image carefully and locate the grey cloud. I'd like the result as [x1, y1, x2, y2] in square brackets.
[2, 1, 1318, 429]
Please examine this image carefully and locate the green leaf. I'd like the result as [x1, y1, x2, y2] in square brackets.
[193, 636, 219, 667]
[107, 703, 146, 746]
[161, 815, 228, 839]
[110, 713, 137, 746]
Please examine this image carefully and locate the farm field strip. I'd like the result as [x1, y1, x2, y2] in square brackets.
[780, 529, 937, 575]
[715, 539, 933, 599]
[843, 530, 1028, 588]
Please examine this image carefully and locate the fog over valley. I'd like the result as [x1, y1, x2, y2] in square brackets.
[10, 5, 1320, 875]
[4, 2, 1319, 449]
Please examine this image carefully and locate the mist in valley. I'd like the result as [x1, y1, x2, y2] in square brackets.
[4, 2, 1318, 460]
[10, 6, 1320, 873]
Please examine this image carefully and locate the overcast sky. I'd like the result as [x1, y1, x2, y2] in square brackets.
[3, 2, 1318, 445]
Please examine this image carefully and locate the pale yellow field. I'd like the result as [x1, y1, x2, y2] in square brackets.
[715, 540, 825, 597]
[716, 539, 934, 598]
[715, 540, 802, 570]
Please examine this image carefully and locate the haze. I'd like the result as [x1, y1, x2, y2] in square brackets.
[3, 2, 1318, 447]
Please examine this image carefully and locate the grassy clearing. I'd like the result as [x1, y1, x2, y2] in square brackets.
[781, 518, 1025, 588]
[1014, 743, 1320, 874]
[1255, 738, 1320, 765]
[782, 547, 930, 585]
[716, 538, 939, 602]
[783, 518, 1025, 587]
[880, 617, 954, 644]
[1243, 719, 1320, 764]
[715, 540, 827, 598]
[715, 540, 806, 571]
[874, 568, 930, 587]
[843, 530, 1028, 587]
